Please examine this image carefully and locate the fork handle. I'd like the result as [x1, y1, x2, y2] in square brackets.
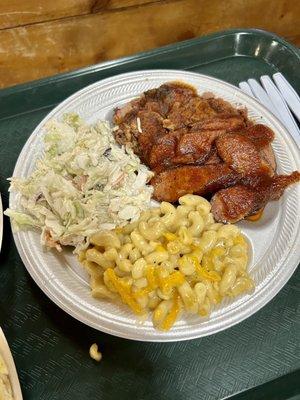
[260, 75, 300, 147]
[247, 79, 278, 116]
[273, 73, 300, 123]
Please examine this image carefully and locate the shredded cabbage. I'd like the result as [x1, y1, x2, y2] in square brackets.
[5, 114, 154, 252]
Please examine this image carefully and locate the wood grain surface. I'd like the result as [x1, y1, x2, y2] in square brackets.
[0, 0, 299, 88]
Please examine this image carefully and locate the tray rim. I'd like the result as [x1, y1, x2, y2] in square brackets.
[0, 28, 299, 100]
[0, 27, 299, 398]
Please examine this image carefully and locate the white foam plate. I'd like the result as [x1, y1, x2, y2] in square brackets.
[0, 328, 23, 399]
[9, 70, 300, 341]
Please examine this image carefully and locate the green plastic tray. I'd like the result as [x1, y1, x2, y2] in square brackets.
[0, 29, 299, 400]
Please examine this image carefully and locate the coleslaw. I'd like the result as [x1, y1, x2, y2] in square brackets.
[5, 114, 154, 252]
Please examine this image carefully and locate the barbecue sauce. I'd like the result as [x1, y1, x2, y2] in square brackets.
[246, 208, 264, 221]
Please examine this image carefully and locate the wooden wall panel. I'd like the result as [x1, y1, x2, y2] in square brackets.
[0, 0, 299, 88]
[0, 0, 159, 29]
[0, 0, 92, 29]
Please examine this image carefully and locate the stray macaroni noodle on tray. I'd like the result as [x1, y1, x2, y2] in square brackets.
[89, 344, 102, 362]
[80, 194, 254, 331]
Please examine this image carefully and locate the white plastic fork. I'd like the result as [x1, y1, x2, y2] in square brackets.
[239, 73, 300, 147]
[246, 78, 279, 117]
[273, 72, 300, 122]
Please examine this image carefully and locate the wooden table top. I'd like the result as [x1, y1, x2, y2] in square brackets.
[0, 0, 299, 89]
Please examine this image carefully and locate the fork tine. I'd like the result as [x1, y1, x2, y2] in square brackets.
[247, 79, 278, 116]
[260, 75, 300, 146]
[273, 72, 300, 123]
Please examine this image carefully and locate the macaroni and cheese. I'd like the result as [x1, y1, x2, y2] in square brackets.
[79, 195, 254, 330]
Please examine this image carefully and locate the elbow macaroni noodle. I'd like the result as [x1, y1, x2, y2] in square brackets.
[89, 343, 102, 362]
[79, 195, 254, 331]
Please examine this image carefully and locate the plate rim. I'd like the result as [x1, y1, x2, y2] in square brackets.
[9, 69, 300, 342]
